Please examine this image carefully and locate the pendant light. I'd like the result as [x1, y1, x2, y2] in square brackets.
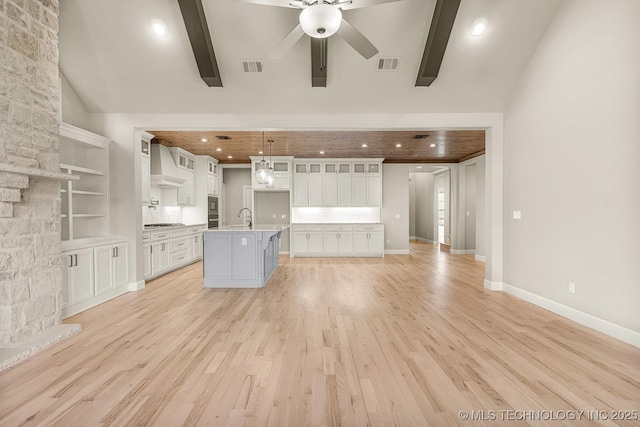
[264, 138, 276, 189]
[255, 131, 269, 184]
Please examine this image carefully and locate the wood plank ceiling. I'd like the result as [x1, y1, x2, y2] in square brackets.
[149, 130, 485, 164]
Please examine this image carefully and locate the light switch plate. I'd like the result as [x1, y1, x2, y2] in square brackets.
[513, 210, 522, 220]
[241, 238, 247, 245]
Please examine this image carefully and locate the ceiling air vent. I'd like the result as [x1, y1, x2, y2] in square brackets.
[216, 135, 231, 140]
[376, 57, 399, 72]
[413, 134, 429, 139]
[241, 60, 264, 74]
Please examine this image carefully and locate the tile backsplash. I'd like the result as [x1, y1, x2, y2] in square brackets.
[291, 207, 381, 224]
[142, 206, 183, 225]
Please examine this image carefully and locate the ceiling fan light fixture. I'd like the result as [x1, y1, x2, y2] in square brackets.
[299, 4, 342, 38]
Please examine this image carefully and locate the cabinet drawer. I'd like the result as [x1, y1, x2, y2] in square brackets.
[292, 225, 323, 232]
[151, 232, 170, 241]
[170, 229, 187, 237]
[352, 225, 384, 232]
[142, 234, 151, 243]
[170, 250, 189, 266]
[323, 225, 353, 232]
[187, 226, 205, 234]
[170, 238, 188, 253]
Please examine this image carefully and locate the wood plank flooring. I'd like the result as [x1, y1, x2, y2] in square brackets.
[1, 242, 638, 426]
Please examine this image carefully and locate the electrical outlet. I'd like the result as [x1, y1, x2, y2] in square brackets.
[568, 282, 575, 294]
[513, 211, 522, 220]
[281, 213, 286, 219]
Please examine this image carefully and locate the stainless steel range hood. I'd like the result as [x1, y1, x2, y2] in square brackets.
[150, 144, 185, 188]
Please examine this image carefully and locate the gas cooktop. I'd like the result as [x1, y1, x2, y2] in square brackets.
[143, 223, 184, 228]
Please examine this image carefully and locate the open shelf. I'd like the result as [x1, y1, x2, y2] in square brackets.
[71, 190, 106, 196]
[60, 164, 105, 176]
[72, 214, 106, 218]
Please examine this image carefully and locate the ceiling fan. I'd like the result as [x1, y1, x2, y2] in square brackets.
[233, 0, 402, 60]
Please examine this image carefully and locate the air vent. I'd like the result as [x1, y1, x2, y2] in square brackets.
[216, 135, 231, 140]
[413, 134, 429, 139]
[241, 60, 264, 74]
[376, 57, 399, 71]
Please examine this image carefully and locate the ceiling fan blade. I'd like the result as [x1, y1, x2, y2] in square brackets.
[336, 18, 378, 59]
[337, 0, 401, 10]
[231, 0, 297, 8]
[269, 24, 306, 59]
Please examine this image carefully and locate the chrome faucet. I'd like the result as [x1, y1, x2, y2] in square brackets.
[237, 207, 252, 228]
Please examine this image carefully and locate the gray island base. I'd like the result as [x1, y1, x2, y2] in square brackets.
[203, 225, 289, 288]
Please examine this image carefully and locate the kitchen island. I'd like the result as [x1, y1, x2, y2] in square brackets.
[203, 225, 290, 288]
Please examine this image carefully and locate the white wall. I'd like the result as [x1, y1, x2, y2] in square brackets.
[475, 156, 486, 260]
[504, 0, 640, 334]
[464, 164, 476, 251]
[412, 173, 435, 243]
[408, 175, 416, 237]
[60, 72, 90, 130]
[381, 164, 410, 253]
[222, 168, 251, 226]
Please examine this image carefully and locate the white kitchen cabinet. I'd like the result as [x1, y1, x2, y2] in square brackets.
[189, 233, 203, 259]
[352, 176, 367, 206]
[151, 241, 169, 275]
[94, 242, 128, 296]
[207, 158, 219, 196]
[337, 175, 352, 205]
[61, 248, 94, 308]
[140, 131, 153, 204]
[353, 225, 384, 255]
[177, 169, 194, 205]
[143, 242, 151, 279]
[293, 225, 323, 254]
[308, 175, 323, 205]
[322, 226, 353, 254]
[323, 174, 338, 206]
[294, 174, 309, 206]
[250, 156, 293, 190]
[367, 175, 382, 206]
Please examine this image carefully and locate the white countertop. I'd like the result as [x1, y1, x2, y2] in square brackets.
[143, 223, 206, 232]
[207, 224, 291, 232]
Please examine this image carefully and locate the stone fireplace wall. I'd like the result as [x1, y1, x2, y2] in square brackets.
[0, 0, 63, 348]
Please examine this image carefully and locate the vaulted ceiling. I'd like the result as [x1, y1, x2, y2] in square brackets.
[59, 0, 560, 115]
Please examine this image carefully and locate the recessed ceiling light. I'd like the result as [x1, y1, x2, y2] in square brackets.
[395, 144, 402, 148]
[200, 138, 208, 142]
[430, 143, 436, 147]
[319, 151, 325, 154]
[361, 144, 368, 148]
[227, 155, 233, 159]
[417, 166, 423, 169]
[151, 19, 169, 37]
[258, 151, 263, 154]
[470, 18, 488, 37]
[216, 148, 222, 152]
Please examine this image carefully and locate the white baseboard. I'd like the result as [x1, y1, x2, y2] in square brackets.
[279, 251, 290, 255]
[385, 249, 410, 255]
[129, 280, 145, 292]
[475, 254, 486, 262]
[409, 235, 416, 240]
[415, 237, 436, 245]
[451, 249, 475, 255]
[488, 281, 640, 348]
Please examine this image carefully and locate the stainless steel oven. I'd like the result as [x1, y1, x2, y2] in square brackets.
[208, 196, 219, 229]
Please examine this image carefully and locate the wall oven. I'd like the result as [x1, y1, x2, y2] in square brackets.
[208, 196, 219, 229]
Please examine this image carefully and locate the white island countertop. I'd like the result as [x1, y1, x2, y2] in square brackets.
[208, 224, 291, 232]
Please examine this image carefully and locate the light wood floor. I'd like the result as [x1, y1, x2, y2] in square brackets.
[1, 242, 638, 426]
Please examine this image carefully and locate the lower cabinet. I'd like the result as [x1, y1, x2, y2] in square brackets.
[292, 224, 384, 257]
[144, 225, 205, 281]
[61, 239, 130, 318]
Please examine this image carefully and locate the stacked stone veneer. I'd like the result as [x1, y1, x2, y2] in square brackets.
[0, 0, 64, 348]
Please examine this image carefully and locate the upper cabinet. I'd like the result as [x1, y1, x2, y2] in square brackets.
[169, 148, 196, 205]
[250, 156, 293, 190]
[59, 123, 111, 241]
[293, 159, 383, 207]
[139, 131, 153, 204]
[206, 157, 219, 197]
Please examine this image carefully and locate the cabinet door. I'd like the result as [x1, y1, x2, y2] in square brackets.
[60, 254, 72, 307]
[338, 232, 353, 253]
[337, 175, 352, 206]
[293, 233, 309, 254]
[141, 157, 150, 203]
[294, 174, 309, 206]
[207, 175, 215, 196]
[368, 232, 384, 254]
[194, 234, 203, 259]
[112, 243, 128, 288]
[367, 175, 382, 206]
[143, 243, 151, 278]
[307, 232, 323, 253]
[323, 175, 338, 206]
[353, 232, 369, 253]
[177, 171, 194, 205]
[352, 176, 367, 206]
[94, 246, 113, 296]
[323, 232, 339, 253]
[72, 249, 94, 303]
[151, 242, 166, 274]
[308, 175, 323, 206]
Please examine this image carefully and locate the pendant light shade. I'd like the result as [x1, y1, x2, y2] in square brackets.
[255, 132, 269, 184]
[264, 139, 276, 189]
[299, 4, 342, 38]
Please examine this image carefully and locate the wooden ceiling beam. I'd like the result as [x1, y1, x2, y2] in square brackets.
[311, 38, 327, 88]
[415, 0, 461, 86]
[177, 0, 223, 87]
